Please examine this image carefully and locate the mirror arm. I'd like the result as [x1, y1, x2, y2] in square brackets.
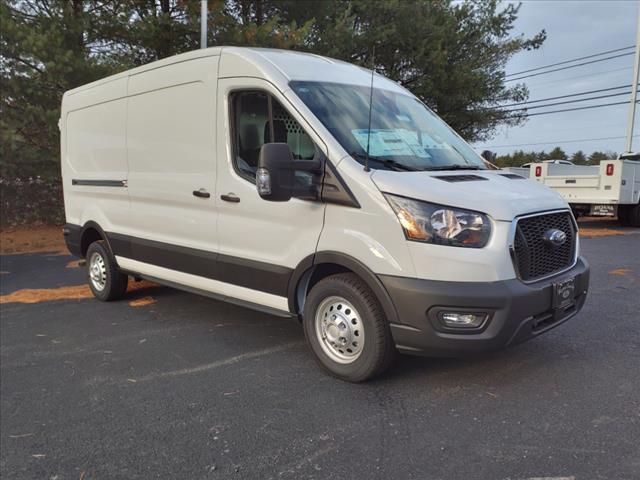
[291, 185, 319, 200]
[292, 159, 322, 173]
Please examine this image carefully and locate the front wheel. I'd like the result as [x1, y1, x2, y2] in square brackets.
[303, 273, 395, 382]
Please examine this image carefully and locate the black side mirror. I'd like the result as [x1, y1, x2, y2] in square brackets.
[257, 143, 295, 201]
[257, 143, 322, 202]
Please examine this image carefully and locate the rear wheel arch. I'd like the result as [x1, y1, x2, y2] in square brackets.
[289, 252, 400, 326]
[80, 221, 111, 257]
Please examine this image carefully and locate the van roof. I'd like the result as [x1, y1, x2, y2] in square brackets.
[64, 46, 404, 97]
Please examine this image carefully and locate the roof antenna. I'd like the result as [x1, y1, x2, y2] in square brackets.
[364, 46, 375, 172]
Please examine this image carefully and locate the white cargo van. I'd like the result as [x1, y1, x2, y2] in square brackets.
[61, 47, 589, 381]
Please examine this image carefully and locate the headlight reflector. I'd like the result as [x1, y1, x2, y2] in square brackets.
[384, 194, 491, 248]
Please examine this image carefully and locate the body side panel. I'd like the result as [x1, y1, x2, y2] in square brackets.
[61, 76, 129, 229]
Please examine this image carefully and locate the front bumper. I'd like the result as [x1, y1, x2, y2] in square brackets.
[380, 256, 590, 357]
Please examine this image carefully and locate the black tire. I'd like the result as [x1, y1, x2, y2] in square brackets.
[302, 273, 395, 382]
[86, 240, 128, 301]
[629, 204, 640, 228]
[618, 205, 631, 226]
[571, 208, 581, 220]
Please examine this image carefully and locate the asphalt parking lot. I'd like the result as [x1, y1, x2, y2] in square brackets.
[1, 227, 639, 479]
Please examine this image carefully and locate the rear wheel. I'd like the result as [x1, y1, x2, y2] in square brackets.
[303, 273, 395, 382]
[629, 204, 640, 228]
[86, 240, 128, 301]
[618, 205, 631, 226]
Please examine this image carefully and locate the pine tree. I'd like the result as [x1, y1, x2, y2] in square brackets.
[571, 150, 587, 165]
[546, 147, 568, 161]
[0, 1, 121, 178]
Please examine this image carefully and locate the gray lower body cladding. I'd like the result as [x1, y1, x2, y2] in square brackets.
[380, 257, 590, 357]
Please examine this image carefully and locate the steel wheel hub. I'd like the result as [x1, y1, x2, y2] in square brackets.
[89, 252, 107, 291]
[315, 296, 364, 364]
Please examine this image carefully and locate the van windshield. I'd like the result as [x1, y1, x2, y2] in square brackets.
[290, 81, 486, 172]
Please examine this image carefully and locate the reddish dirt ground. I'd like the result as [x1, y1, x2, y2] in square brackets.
[577, 216, 636, 238]
[0, 279, 158, 305]
[0, 225, 67, 255]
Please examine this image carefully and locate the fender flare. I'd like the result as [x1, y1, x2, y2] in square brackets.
[80, 221, 113, 256]
[288, 251, 400, 326]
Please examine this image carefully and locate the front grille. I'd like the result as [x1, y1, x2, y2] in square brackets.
[512, 211, 577, 281]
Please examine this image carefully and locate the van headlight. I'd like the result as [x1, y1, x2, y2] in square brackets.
[384, 194, 491, 248]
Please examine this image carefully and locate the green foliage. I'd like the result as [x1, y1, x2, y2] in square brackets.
[547, 147, 567, 160]
[1, 0, 120, 179]
[495, 148, 618, 167]
[1, 177, 64, 226]
[0, 0, 312, 180]
[588, 150, 617, 163]
[571, 150, 587, 165]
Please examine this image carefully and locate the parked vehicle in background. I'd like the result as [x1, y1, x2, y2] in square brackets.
[60, 47, 590, 382]
[522, 159, 575, 168]
[508, 160, 576, 180]
[522, 153, 640, 226]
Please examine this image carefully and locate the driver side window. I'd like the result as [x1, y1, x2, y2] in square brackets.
[230, 90, 317, 183]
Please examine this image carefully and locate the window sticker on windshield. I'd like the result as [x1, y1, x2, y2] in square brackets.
[351, 129, 429, 158]
[395, 130, 431, 157]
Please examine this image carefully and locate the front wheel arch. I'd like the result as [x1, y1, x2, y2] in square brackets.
[289, 251, 400, 327]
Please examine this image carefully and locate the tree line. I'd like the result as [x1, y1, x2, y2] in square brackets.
[1, 0, 545, 179]
[494, 147, 619, 167]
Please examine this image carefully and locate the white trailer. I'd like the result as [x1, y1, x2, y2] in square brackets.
[523, 154, 640, 226]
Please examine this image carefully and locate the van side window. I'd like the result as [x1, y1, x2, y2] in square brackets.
[231, 91, 317, 182]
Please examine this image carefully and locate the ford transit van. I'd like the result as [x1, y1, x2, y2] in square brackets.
[61, 47, 589, 382]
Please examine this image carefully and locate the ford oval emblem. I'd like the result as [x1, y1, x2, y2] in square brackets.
[543, 228, 567, 247]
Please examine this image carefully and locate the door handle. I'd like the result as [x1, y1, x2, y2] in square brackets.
[193, 188, 210, 198]
[220, 193, 240, 203]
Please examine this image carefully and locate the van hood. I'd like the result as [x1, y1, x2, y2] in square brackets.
[371, 169, 567, 221]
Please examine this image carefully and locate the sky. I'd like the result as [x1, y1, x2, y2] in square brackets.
[472, 0, 639, 157]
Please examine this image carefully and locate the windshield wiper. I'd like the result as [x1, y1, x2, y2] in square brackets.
[348, 152, 422, 172]
[424, 164, 482, 171]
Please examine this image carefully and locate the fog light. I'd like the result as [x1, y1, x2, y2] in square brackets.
[439, 312, 487, 328]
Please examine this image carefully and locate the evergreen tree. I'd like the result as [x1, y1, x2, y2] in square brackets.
[546, 147, 568, 161]
[0, 0, 122, 178]
[571, 150, 587, 165]
[588, 151, 617, 164]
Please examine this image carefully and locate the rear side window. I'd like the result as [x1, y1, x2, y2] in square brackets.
[230, 91, 317, 182]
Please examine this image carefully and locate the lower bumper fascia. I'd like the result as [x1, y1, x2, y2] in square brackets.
[380, 257, 590, 357]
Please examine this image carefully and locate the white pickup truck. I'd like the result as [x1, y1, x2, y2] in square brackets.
[511, 154, 640, 227]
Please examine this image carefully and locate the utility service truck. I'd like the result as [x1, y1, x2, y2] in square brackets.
[522, 154, 640, 227]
